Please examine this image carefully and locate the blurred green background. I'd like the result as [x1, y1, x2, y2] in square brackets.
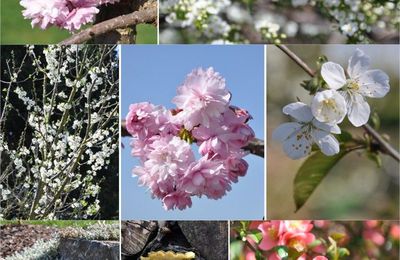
[267, 45, 399, 220]
[1, 1, 156, 44]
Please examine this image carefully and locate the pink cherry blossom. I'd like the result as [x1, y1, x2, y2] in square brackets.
[126, 102, 176, 139]
[193, 109, 254, 158]
[20, 0, 120, 31]
[127, 68, 254, 210]
[20, 0, 67, 29]
[225, 156, 248, 183]
[180, 157, 231, 200]
[162, 191, 192, 210]
[172, 67, 231, 130]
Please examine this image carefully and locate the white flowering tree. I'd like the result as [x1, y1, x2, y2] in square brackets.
[272, 45, 399, 211]
[0, 45, 119, 220]
[18, 0, 157, 44]
[160, 0, 399, 44]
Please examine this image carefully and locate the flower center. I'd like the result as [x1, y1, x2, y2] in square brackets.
[322, 98, 337, 108]
[346, 79, 360, 91]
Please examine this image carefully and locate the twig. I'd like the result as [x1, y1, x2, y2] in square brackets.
[276, 44, 400, 162]
[275, 45, 315, 77]
[363, 124, 400, 161]
[121, 120, 264, 158]
[59, 8, 156, 44]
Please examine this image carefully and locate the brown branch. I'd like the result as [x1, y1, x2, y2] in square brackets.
[121, 120, 264, 158]
[276, 44, 400, 162]
[60, 8, 156, 45]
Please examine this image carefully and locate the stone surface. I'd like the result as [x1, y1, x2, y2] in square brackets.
[178, 221, 228, 260]
[58, 238, 119, 260]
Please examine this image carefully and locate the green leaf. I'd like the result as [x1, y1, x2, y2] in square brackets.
[248, 231, 263, 244]
[275, 246, 289, 259]
[369, 111, 380, 130]
[229, 240, 243, 260]
[338, 247, 350, 257]
[366, 151, 382, 168]
[293, 150, 350, 212]
[255, 250, 264, 260]
[336, 130, 353, 143]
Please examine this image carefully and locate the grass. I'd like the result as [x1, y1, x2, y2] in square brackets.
[1, 2, 156, 44]
[0, 220, 118, 228]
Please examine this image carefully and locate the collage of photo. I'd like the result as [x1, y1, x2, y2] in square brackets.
[0, 1, 399, 260]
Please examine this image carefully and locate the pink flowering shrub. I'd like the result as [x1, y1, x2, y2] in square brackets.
[126, 67, 255, 210]
[231, 221, 400, 260]
[20, 0, 120, 31]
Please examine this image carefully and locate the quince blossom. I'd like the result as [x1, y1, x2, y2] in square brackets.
[321, 49, 390, 127]
[272, 102, 340, 159]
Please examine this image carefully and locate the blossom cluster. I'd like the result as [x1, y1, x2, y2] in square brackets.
[292, 0, 400, 42]
[20, 0, 120, 31]
[233, 220, 400, 260]
[160, 0, 398, 44]
[0, 45, 119, 219]
[126, 67, 255, 210]
[273, 49, 390, 159]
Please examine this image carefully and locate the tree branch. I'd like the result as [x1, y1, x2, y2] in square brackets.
[276, 44, 400, 162]
[59, 8, 157, 45]
[121, 120, 264, 158]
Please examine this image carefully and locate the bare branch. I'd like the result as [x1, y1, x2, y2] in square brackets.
[60, 8, 156, 45]
[276, 44, 400, 162]
[121, 120, 264, 158]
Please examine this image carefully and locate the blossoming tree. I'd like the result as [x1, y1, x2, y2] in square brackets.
[19, 0, 157, 44]
[0, 45, 119, 219]
[159, 0, 399, 44]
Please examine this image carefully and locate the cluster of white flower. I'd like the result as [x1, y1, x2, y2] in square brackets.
[273, 49, 390, 159]
[161, 0, 231, 39]
[161, 0, 398, 43]
[289, 0, 399, 42]
[0, 45, 119, 219]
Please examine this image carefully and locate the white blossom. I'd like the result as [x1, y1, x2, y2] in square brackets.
[273, 102, 340, 159]
[321, 49, 390, 127]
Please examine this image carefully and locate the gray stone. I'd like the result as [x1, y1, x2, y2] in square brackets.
[58, 238, 119, 260]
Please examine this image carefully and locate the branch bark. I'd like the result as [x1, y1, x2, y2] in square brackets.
[276, 44, 400, 162]
[60, 7, 156, 45]
[121, 120, 264, 158]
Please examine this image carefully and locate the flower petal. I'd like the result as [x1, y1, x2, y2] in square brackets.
[347, 93, 371, 127]
[312, 130, 340, 156]
[312, 119, 341, 134]
[283, 102, 313, 122]
[272, 122, 302, 142]
[311, 89, 347, 124]
[321, 62, 347, 90]
[358, 70, 390, 98]
[282, 130, 313, 159]
[347, 48, 370, 78]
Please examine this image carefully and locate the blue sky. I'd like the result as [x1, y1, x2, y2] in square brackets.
[121, 45, 265, 220]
